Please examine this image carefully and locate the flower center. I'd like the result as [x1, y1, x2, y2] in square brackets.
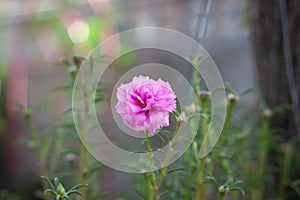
[136, 98, 147, 108]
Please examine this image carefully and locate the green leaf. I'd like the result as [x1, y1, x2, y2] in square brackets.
[272, 103, 292, 115]
[43, 189, 56, 197]
[230, 187, 245, 195]
[167, 167, 185, 174]
[66, 190, 82, 196]
[290, 180, 300, 197]
[53, 85, 73, 93]
[61, 59, 72, 68]
[159, 190, 178, 198]
[186, 113, 209, 121]
[224, 178, 234, 186]
[203, 170, 220, 186]
[204, 176, 219, 186]
[69, 184, 88, 191]
[156, 132, 167, 144]
[54, 177, 60, 188]
[49, 128, 66, 174]
[239, 88, 258, 97]
[172, 111, 180, 121]
[57, 121, 76, 130]
[41, 176, 55, 190]
[232, 180, 243, 186]
[40, 137, 52, 164]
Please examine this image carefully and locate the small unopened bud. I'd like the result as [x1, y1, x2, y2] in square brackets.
[180, 112, 187, 122]
[227, 93, 239, 105]
[263, 108, 272, 118]
[57, 183, 66, 196]
[68, 66, 78, 74]
[205, 157, 211, 164]
[219, 185, 229, 195]
[72, 56, 84, 68]
[187, 102, 197, 114]
[198, 91, 209, 101]
[65, 153, 77, 163]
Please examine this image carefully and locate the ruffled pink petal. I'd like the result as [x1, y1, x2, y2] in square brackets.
[115, 75, 176, 135]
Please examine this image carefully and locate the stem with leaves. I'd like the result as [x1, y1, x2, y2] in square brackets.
[145, 115, 184, 200]
[279, 144, 293, 200]
[23, 107, 50, 199]
[194, 91, 209, 200]
[256, 108, 272, 200]
[145, 131, 156, 200]
[41, 176, 88, 200]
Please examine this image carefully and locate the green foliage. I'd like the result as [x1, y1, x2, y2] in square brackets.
[15, 53, 299, 200]
[41, 176, 88, 200]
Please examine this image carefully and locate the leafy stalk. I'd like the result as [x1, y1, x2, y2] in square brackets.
[194, 92, 208, 200]
[151, 118, 184, 200]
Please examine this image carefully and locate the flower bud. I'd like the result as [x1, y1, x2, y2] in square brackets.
[180, 112, 187, 122]
[65, 153, 77, 163]
[263, 108, 272, 118]
[22, 106, 33, 119]
[72, 56, 84, 68]
[68, 66, 78, 74]
[227, 93, 239, 105]
[219, 185, 229, 195]
[57, 183, 66, 196]
[198, 91, 209, 101]
[187, 102, 197, 114]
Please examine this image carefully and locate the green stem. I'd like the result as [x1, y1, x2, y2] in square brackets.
[279, 144, 292, 200]
[194, 158, 206, 200]
[152, 120, 184, 200]
[256, 113, 271, 200]
[145, 131, 155, 200]
[78, 71, 95, 200]
[217, 193, 225, 200]
[194, 98, 208, 200]
[205, 99, 236, 199]
[24, 113, 49, 200]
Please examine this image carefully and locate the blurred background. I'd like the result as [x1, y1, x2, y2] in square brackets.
[0, 0, 299, 199]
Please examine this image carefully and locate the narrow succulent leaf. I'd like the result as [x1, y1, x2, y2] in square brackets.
[43, 189, 56, 197]
[69, 184, 88, 191]
[167, 167, 185, 174]
[54, 177, 60, 188]
[204, 170, 220, 185]
[66, 190, 82, 196]
[159, 190, 178, 198]
[156, 132, 166, 143]
[224, 178, 234, 186]
[204, 176, 219, 186]
[41, 176, 55, 190]
[186, 113, 209, 121]
[230, 187, 245, 195]
[232, 180, 243, 186]
[239, 88, 258, 97]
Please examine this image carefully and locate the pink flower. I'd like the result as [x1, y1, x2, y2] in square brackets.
[115, 76, 177, 135]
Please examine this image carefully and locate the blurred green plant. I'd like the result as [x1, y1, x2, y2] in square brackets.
[13, 52, 300, 200]
[17, 55, 107, 200]
[130, 57, 300, 200]
[41, 176, 88, 200]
